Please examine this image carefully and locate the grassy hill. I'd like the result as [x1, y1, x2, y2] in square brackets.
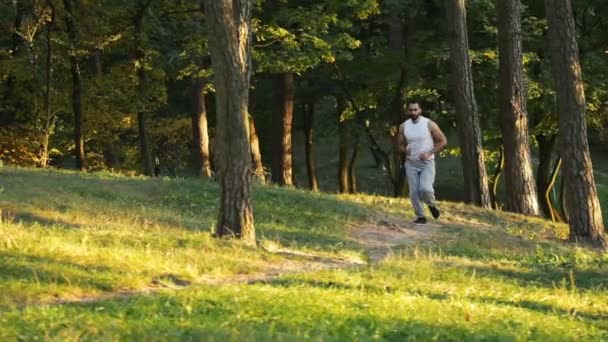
[0, 166, 607, 340]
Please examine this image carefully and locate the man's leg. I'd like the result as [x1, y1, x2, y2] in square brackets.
[405, 160, 425, 219]
[419, 160, 439, 218]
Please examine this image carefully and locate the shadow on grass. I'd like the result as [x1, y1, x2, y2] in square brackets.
[264, 274, 608, 328]
[435, 260, 608, 292]
[0, 208, 86, 230]
[2, 167, 375, 255]
[1, 285, 582, 341]
[0, 251, 120, 307]
[425, 225, 608, 292]
[265, 277, 450, 300]
[474, 297, 608, 323]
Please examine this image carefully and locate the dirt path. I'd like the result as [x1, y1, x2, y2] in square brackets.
[349, 212, 446, 262]
[32, 212, 445, 308]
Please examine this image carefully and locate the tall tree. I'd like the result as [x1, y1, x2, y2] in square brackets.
[0, 0, 25, 126]
[337, 95, 350, 193]
[133, 0, 154, 176]
[248, 80, 265, 183]
[203, 0, 255, 245]
[387, 2, 417, 197]
[446, 0, 491, 207]
[545, 0, 606, 246]
[249, 115, 265, 183]
[40, 0, 55, 168]
[271, 72, 294, 186]
[63, 0, 85, 171]
[191, 78, 212, 177]
[168, 0, 213, 178]
[496, 0, 539, 215]
[302, 102, 319, 191]
[253, 1, 377, 188]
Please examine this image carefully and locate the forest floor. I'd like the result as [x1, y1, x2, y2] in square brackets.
[1, 166, 607, 340]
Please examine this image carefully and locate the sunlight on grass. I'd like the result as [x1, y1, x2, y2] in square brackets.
[0, 167, 368, 307]
[1, 246, 606, 340]
[1, 166, 607, 340]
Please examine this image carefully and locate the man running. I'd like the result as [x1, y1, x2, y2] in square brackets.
[397, 100, 448, 224]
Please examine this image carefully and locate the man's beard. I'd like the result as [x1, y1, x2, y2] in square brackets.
[409, 114, 420, 121]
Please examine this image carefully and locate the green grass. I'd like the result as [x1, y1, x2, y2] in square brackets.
[1, 166, 608, 341]
[0, 167, 368, 307]
[1, 243, 606, 340]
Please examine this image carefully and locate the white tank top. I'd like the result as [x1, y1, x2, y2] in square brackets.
[403, 116, 434, 161]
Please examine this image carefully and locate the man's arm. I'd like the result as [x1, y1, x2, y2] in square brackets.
[397, 123, 408, 153]
[420, 120, 447, 160]
[429, 120, 447, 153]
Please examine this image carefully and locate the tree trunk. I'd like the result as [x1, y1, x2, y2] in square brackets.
[133, 0, 154, 176]
[247, 82, 265, 183]
[536, 133, 558, 218]
[388, 11, 413, 198]
[446, 0, 491, 208]
[271, 72, 294, 186]
[63, 0, 85, 171]
[40, 2, 55, 168]
[497, 0, 540, 215]
[545, 0, 606, 246]
[134, 2, 154, 176]
[192, 78, 212, 177]
[489, 145, 504, 209]
[136, 108, 153, 175]
[0, 0, 24, 126]
[102, 142, 120, 169]
[303, 102, 319, 191]
[90, 49, 103, 74]
[545, 157, 563, 222]
[348, 136, 359, 194]
[203, 0, 255, 245]
[249, 115, 265, 183]
[337, 96, 350, 193]
[559, 172, 569, 223]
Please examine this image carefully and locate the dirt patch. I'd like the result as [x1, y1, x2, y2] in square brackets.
[349, 213, 446, 262]
[25, 211, 450, 308]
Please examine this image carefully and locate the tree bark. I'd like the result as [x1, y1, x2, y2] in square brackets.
[536, 133, 558, 218]
[90, 49, 103, 74]
[337, 96, 350, 193]
[388, 10, 412, 198]
[544, 157, 563, 222]
[446, 0, 491, 208]
[203, 0, 255, 245]
[247, 82, 265, 183]
[63, 0, 85, 171]
[559, 172, 569, 223]
[545, 0, 606, 246]
[40, 1, 55, 168]
[303, 102, 319, 191]
[102, 142, 120, 169]
[134, 0, 154, 176]
[271, 72, 295, 186]
[249, 115, 265, 183]
[191, 78, 212, 177]
[348, 136, 359, 194]
[497, 0, 540, 215]
[0, 0, 24, 126]
[489, 145, 504, 210]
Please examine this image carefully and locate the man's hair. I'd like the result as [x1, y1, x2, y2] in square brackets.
[405, 100, 422, 108]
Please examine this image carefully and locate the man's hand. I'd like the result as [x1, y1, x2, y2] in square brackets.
[419, 152, 433, 161]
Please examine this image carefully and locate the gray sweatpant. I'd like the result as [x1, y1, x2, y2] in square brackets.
[405, 159, 437, 218]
